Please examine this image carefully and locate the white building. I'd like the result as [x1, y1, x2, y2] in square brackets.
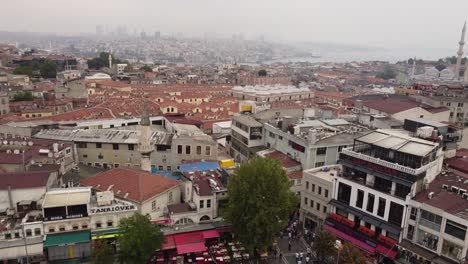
[231, 85, 313, 103]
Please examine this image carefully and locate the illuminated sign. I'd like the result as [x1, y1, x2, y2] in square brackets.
[90, 204, 136, 214]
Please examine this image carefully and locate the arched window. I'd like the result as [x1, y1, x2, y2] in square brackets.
[200, 215, 211, 222]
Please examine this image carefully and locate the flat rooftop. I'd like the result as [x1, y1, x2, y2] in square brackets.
[43, 188, 91, 208]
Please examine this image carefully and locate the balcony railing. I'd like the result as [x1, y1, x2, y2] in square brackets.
[342, 147, 437, 176]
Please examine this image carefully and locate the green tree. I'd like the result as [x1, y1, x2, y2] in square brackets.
[87, 52, 124, 70]
[223, 157, 298, 255]
[91, 240, 114, 264]
[312, 229, 336, 263]
[435, 64, 447, 72]
[40, 59, 58, 79]
[140, 65, 153, 72]
[258, 69, 267, 76]
[117, 214, 164, 264]
[407, 58, 414, 65]
[376, 65, 397, 80]
[13, 91, 33, 101]
[13, 66, 33, 77]
[339, 242, 367, 264]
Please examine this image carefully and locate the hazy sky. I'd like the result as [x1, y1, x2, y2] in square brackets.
[1, 0, 468, 51]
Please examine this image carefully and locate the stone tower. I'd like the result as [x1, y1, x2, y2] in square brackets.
[108, 53, 113, 69]
[455, 22, 466, 79]
[138, 100, 154, 172]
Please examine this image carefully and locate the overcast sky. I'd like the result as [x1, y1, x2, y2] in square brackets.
[1, 0, 467, 52]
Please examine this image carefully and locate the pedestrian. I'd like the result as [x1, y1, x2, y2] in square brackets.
[300, 252, 303, 261]
[296, 252, 299, 262]
[288, 231, 292, 239]
[288, 241, 292, 251]
[280, 252, 283, 260]
[305, 255, 310, 264]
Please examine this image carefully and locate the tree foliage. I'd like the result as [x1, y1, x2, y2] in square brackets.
[223, 157, 298, 254]
[87, 52, 124, 70]
[258, 69, 267, 76]
[91, 240, 114, 264]
[39, 59, 58, 79]
[140, 65, 153, 72]
[13, 66, 33, 77]
[312, 229, 336, 263]
[117, 214, 164, 264]
[376, 65, 397, 80]
[339, 242, 367, 264]
[13, 91, 33, 101]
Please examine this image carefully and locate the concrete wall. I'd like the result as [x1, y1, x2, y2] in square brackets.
[0, 187, 46, 211]
[142, 186, 182, 221]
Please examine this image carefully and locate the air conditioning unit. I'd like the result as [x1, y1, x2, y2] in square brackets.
[451, 186, 459, 193]
[463, 193, 468, 200]
[442, 184, 449, 191]
[428, 192, 434, 199]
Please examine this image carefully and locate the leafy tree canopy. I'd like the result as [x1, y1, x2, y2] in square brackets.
[339, 242, 367, 264]
[13, 66, 33, 77]
[140, 65, 153, 72]
[13, 91, 33, 101]
[312, 229, 336, 263]
[258, 69, 267, 76]
[223, 157, 298, 254]
[39, 59, 58, 79]
[87, 52, 124, 70]
[117, 213, 164, 264]
[91, 240, 114, 264]
[376, 65, 397, 80]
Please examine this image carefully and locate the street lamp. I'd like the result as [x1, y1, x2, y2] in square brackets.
[335, 240, 342, 264]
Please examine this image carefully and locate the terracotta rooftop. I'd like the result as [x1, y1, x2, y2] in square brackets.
[264, 150, 301, 169]
[80, 167, 181, 203]
[0, 171, 51, 189]
[363, 98, 420, 114]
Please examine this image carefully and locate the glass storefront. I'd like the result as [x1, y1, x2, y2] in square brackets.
[441, 239, 463, 261]
[416, 229, 439, 251]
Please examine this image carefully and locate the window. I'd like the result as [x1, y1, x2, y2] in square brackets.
[445, 220, 466, 240]
[458, 102, 464, 107]
[316, 147, 327, 155]
[310, 200, 314, 208]
[77, 142, 87, 148]
[59, 226, 65, 232]
[113, 144, 119, 150]
[420, 209, 442, 231]
[72, 225, 79, 230]
[447, 102, 451, 106]
[318, 187, 322, 195]
[167, 166, 172, 171]
[107, 221, 113, 227]
[186, 145, 191, 154]
[49, 227, 55, 233]
[152, 200, 157, 211]
[26, 229, 32, 237]
[407, 224, 415, 240]
[410, 207, 418, 220]
[395, 183, 411, 198]
[306, 181, 309, 190]
[279, 135, 283, 140]
[304, 197, 308, 205]
[269, 132, 275, 138]
[366, 194, 375, 213]
[83, 154, 88, 158]
[325, 189, 329, 198]
[312, 184, 315, 192]
[337, 183, 352, 205]
[388, 202, 404, 226]
[441, 239, 464, 260]
[377, 198, 386, 217]
[205, 146, 211, 156]
[177, 145, 183, 154]
[82, 224, 88, 229]
[200, 200, 204, 209]
[96, 143, 102, 148]
[168, 192, 173, 203]
[196, 146, 202, 155]
[338, 145, 346, 152]
[207, 199, 211, 208]
[316, 203, 320, 211]
[356, 189, 364, 208]
[96, 222, 102, 228]
[315, 162, 325, 167]
[417, 229, 438, 251]
[323, 206, 327, 213]
[128, 144, 135, 151]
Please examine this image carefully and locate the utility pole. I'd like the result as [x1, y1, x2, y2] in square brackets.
[21, 224, 29, 264]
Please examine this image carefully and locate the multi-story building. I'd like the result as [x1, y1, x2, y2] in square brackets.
[231, 85, 313, 103]
[324, 129, 443, 261]
[230, 114, 265, 163]
[42, 188, 92, 262]
[300, 165, 338, 232]
[80, 167, 182, 222]
[400, 169, 468, 264]
[0, 92, 9, 116]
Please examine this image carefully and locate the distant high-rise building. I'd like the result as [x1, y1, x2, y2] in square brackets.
[455, 21, 466, 80]
[96, 25, 103, 35]
[140, 30, 147, 39]
[154, 31, 160, 38]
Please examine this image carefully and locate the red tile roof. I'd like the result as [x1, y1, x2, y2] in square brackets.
[80, 167, 181, 203]
[0, 171, 51, 189]
[265, 150, 301, 169]
[363, 98, 419, 114]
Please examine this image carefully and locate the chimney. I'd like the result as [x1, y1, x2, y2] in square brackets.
[53, 143, 59, 153]
[308, 129, 317, 145]
[7, 185, 14, 211]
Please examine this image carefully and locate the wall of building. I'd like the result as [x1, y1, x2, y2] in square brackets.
[0, 187, 46, 211]
[142, 186, 182, 221]
[0, 95, 9, 116]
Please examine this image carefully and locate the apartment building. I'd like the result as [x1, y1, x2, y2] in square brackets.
[400, 169, 468, 264]
[324, 130, 443, 261]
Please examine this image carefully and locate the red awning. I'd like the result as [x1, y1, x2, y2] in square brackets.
[177, 242, 207, 255]
[202, 230, 220, 239]
[376, 245, 397, 260]
[162, 235, 176, 250]
[173, 232, 204, 245]
[216, 226, 233, 233]
[324, 225, 375, 253]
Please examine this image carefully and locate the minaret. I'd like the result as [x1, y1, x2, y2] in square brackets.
[108, 53, 113, 69]
[455, 22, 466, 79]
[464, 55, 468, 84]
[138, 100, 154, 172]
[411, 57, 416, 80]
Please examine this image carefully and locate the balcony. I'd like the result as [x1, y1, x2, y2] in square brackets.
[341, 147, 437, 176]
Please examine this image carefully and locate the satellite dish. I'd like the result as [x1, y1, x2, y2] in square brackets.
[28, 141, 33, 146]
[13, 149, 20, 154]
[3, 141, 7, 145]
[21, 142, 27, 146]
